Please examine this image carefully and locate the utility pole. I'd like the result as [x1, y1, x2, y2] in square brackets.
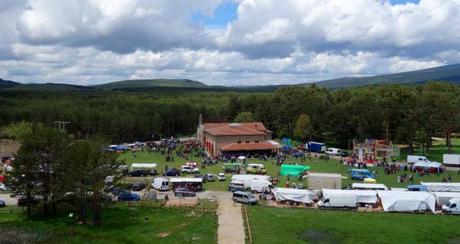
[53, 121, 70, 131]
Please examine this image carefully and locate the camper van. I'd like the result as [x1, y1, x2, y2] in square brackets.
[232, 191, 258, 205]
[442, 198, 460, 214]
[152, 178, 169, 191]
[407, 155, 428, 164]
[246, 163, 267, 174]
[318, 195, 357, 209]
[249, 179, 271, 193]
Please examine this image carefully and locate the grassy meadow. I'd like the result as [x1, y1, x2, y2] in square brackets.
[117, 138, 460, 191]
[0, 202, 217, 244]
[246, 206, 460, 244]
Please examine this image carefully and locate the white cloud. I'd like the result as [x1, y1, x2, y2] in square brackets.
[0, 0, 459, 86]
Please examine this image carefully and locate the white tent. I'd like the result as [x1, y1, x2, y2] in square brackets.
[377, 191, 436, 213]
[237, 156, 246, 160]
[321, 189, 378, 204]
[421, 182, 460, 192]
[130, 163, 157, 169]
[413, 161, 442, 169]
[432, 192, 460, 206]
[272, 187, 318, 204]
[351, 183, 388, 191]
[170, 177, 202, 183]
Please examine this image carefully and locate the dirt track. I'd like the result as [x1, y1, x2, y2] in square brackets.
[200, 191, 246, 244]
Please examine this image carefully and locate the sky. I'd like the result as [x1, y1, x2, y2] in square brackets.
[0, 0, 459, 86]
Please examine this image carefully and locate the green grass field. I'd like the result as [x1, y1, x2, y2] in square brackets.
[118, 139, 460, 191]
[0, 202, 217, 244]
[246, 206, 460, 244]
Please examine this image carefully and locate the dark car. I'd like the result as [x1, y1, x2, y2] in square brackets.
[341, 151, 349, 157]
[128, 170, 148, 177]
[117, 192, 141, 201]
[0, 199, 5, 208]
[110, 187, 130, 196]
[174, 188, 196, 197]
[17, 196, 41, 207]
[131, 183, 146, 191]
[163, 168, 180, 177]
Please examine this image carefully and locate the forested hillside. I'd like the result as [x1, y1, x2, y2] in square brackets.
[1, 82, 459, 151]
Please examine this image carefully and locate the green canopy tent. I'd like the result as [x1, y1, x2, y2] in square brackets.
[280, 164, 310, 176]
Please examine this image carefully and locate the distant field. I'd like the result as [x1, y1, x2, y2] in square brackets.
[247, 206, 460, 244]
[399, 138, 460, 163]
[118, 141, 460, 191]
[0, 202, 217, 244]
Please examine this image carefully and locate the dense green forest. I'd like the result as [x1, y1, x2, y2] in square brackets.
[1, 82, 459, 151]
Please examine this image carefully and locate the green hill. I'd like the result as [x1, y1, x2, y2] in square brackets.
[0, 78, 19, 89]
[3, 83, 92, 91]
[313, 64, 460, 88]
[93, 79, 208, 90]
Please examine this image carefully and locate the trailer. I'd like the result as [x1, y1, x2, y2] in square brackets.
[306, 142, 326, 153]
[420, 182, 460, 192]
[305, 173, 342, 190]
[443, 154, 460, 166]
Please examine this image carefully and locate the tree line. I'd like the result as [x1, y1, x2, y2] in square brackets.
[1, 82, 459, 152]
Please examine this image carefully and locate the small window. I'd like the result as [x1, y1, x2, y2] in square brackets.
[451, 204, 457, 208]
[255, 141, 259, 143]
[237, 141, 242, 144]
[246, 141, 250, 143]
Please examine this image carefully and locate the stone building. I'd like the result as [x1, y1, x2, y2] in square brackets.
[197, 121, 279, 158]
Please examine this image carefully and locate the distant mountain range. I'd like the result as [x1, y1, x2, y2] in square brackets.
[1, 64, 460, 91]
[313, 64, 460, 88]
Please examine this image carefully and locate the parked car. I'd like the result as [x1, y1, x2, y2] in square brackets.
[174, 187, 196, 197]
[181, 165, 199, 174]
[131, 183, 146, 191]
[17, 195, 41, 207]
[117, 192, 141, 201]
[206, 173, 216, 182]
[442, 198, 460, 214]
[223, 163, 242, 173]
[0, 199, 5, 208]
[340, 151, 349, 157]
[163, 168, 181, 177]
[349, 169, 375, 180]
[110, 187, 129, 196]
[325, 148, 342, 156]
[232, 191, 258, 205]
[217, 173, 226, 181]
[128, 170, 148, 177]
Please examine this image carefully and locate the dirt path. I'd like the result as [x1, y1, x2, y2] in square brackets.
[202, 191, 246, 244]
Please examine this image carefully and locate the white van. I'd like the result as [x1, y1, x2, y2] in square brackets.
[325, 148, 341, 156]
[249, 179, 271, 193]
[407, 155, 428, 164]
[318, 195, 357, 209]
[442, 198, 460, 214]
[152, 178, 169, 191]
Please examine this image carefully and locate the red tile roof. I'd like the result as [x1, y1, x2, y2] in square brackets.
[220, 141, 280, 151]
[202, 122, 269, 136]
